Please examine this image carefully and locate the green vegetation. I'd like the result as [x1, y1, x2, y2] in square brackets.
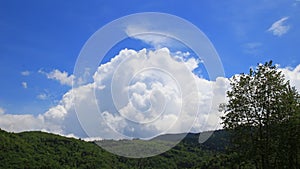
[0, 129, 231, 169]
[96, 139, 176, 158]
[0, 129, 117, 169]
[220, 61, 300, 169]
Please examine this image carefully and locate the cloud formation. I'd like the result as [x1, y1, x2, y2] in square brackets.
[126, 25, 171, 48]
[21, 82, 28, 89]
[2, 48, 300, 141]
[21, 71, 30, 76]
[0, 48, 229, 139]
[267, 17, 290, 37]
[37, 93, 47, 100]
[91, 48, 218, 139]
[279, 64, 300, 90]
[125, 25, 187, 50]
[41, 69, 75, 86]
[243, 42, 262, 56]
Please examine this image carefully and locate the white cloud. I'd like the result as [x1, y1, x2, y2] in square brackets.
[0, 107, 44, 132]
[21, 70, 30, 76]
[279, 65, 300, 91]
[4, 57, 295, 140]
[0, 48, 229, 140]
[82, 137, 103, 141]
[267, 17, 290, 37]
[80, 48, 228, 139]
[0, 113, 52, 133]
[125, 25, 187, 49]
[37, 93, 47, 100]
[41, 69, 75, 86]
[21, 82, 28, 89]
[125, 25, 171, 48]
[243, 42, 262, 55]
[0, 88, 84, 136]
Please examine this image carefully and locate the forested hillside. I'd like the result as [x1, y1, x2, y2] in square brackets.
[0, 129, 232, 169]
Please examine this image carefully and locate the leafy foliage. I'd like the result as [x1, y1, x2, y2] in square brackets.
[0, 129, 235, 169]
[220, 61, 300, 169]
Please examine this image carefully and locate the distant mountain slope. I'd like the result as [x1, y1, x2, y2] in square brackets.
[152, 130, 230, 151]
[0, 129, 230, 169]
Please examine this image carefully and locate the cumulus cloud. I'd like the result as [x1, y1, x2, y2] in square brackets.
[21, 82, 28, 89]
[267, 17, 290, 37]
[279, 64, 300, 90]
[0, 88, 84, 136]
[41, 69, 75, 86]
[0, 113, 45, 132]
[21, 70, 30, 76]
[3, 52, 299, 141]
[91, 48, 228, 138]
[11, 49, 300, 141]
[0, 107, 59, 133]
[0, 48, 230, 140]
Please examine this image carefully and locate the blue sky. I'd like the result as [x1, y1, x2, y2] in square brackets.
[0, 0, 300, 138]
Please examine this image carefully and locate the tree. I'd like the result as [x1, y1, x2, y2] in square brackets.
[220, 61, 300, 169]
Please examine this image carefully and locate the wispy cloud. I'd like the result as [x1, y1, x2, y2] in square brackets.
[267, 17, 290, 37]
[21, 82, 28, 89]
[125, 25, 171, 48]
[242, 42, 263, 56]
[293, 0, 300, 7]
[21, 70, 30, 76]
[37, 93, 48, 100]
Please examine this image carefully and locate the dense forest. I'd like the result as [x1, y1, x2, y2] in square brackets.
[0, 129, 232, 169]
[0, 61, 299, 169]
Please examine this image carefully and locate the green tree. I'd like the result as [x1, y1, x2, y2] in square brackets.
[220, 61, 300, 169]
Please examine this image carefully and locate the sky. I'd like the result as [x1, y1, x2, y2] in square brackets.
[0, 0, 300, 140]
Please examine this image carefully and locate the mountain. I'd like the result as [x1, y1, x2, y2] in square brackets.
[0, 128, 230, 169]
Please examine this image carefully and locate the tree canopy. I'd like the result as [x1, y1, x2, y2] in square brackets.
[220, 61, 300, 169]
